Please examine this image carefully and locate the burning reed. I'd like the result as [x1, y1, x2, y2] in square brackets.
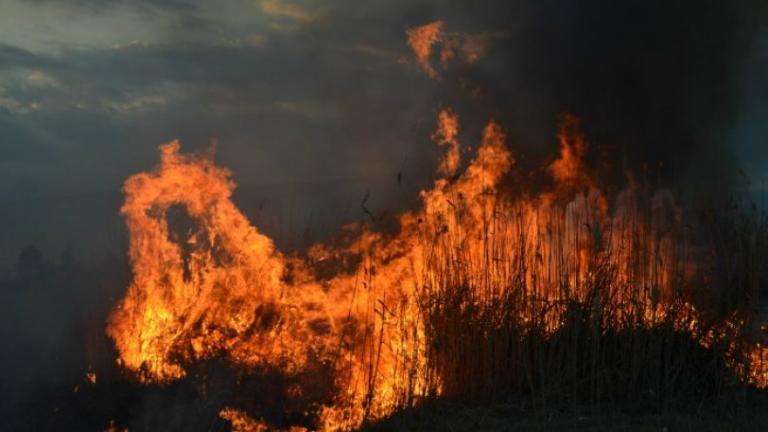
[105, 108, 768, 431]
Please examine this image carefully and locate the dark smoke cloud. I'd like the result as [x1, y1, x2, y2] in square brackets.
[472, 0, 766, 193]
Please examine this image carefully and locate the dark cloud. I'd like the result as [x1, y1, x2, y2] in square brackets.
[0, 44, 56, 70]
[20, 0, 198, 12]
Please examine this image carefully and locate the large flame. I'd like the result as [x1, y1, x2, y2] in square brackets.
[107, 110, 767, 430]
[106, 21, 767, 431]
[107, 141, 337, 382]
[107, 111, 516, 427]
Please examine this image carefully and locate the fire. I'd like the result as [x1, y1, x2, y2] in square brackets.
[548, 113, 594, 191]
[106, 22, 767, 432]
[405, 21, 507, 79]
[107, 141, 352, 384]
[219, 408, 306, 432]
[432, 109, 460, 177]
[406, 21, 443, 78]
[105, 112, 515, 428]
[107, 110, 768, 429]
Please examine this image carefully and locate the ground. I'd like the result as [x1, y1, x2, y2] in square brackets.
[362, 396, 768, 432]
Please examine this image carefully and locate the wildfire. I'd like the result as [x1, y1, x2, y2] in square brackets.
[107, 110, 768, 430]
[106, 21, 768, 432]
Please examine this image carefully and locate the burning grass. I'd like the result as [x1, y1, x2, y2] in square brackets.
[101, 109, 768, 431]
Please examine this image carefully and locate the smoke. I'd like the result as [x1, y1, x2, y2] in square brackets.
[0, 246, 130, 430]
[424, 0, 768, 197]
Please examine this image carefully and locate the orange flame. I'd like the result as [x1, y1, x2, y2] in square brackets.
[406, 21, 444, 78]
[107, 141, 349, 383]
[406, 22, 508, 79]
[548, 113, 592, 190]
[432, 108, 460, 177]
[108, 112, 767, 430]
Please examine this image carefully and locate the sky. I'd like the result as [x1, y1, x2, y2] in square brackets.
[0, 0, 767, 264]
[0, 0, 437, 199]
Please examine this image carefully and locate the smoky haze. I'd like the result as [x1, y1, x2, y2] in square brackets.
[431, 0, 766, 194]
[0, 0, 766, 261]
[0, 0, 767, 427]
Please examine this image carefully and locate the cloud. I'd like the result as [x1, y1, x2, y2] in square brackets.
[258, 0, 320, 23]
[104, 94, 169, 114]
[0, 89, 41, 114]
[225, 33, 268, 48]
[0, 0, 430, 209]
[271, 99, 340, 122]
[25, 70, 59, 87]
[19, 0, 198, 12]
[0, 44, 54, 70]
